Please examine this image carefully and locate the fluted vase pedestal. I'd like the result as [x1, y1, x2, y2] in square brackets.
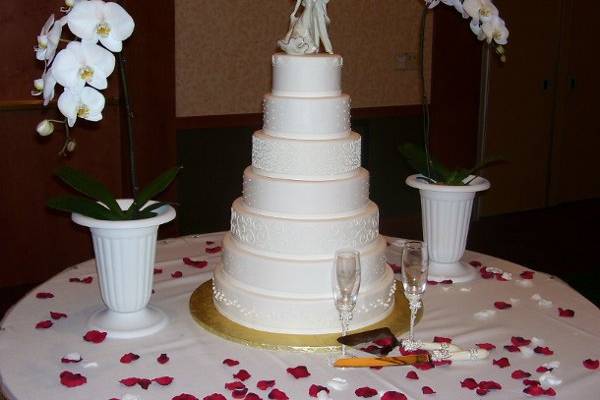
[72, 199, 176, 339]
[406, 175, 490, 283]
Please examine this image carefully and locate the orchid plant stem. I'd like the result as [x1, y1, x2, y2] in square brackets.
[58, 119, 72, 157]
[419, 5, 433, 181]
[117, 51, 139, 197]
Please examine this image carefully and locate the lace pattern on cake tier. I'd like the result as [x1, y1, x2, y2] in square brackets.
[212, 279, 396, 330]
[252, 133, 361, 178]
[262, 96, 350, 137]
[230, 201, 379, 255]
[272, 54, 343, 67]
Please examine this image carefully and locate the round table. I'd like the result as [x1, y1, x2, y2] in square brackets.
[1, 232, 599, 400]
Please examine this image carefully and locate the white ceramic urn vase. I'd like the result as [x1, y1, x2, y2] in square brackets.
[406, 175, 490, 282]
[72, 199, 176, 339]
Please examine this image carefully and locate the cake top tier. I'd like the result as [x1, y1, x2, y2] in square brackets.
[272, 53, 343, 98]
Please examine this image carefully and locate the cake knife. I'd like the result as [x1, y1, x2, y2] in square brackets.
[333, 353, 430, 368]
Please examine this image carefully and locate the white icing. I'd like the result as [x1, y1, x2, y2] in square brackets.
[272, 53, 342, 98]
[222, 233, 387, 296]
[252, 131, 361, 180]
[263, 94, 350, 140]
[230, 198, 379, 257]
[243, 167, 369, 217]
[213, 265, 396, 334]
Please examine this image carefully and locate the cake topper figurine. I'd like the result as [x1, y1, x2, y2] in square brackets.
[278, 0, 333, 55]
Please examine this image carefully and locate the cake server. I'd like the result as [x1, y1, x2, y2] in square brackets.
[333, 353, 430, 368]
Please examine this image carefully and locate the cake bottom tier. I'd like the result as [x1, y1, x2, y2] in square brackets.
[213, 264, 396, 335]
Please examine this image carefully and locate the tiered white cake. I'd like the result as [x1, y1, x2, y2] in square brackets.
[212, 53, 396, 334]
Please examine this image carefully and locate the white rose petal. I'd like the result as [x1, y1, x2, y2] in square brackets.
[486, 266, 503, 274]
[501, 272, 512, 281]
[83, 362, 98, 368]
[540, 372, 562, 386]
[474, 309, 496, 320]
[122, 394, 141, 400]
[531, 337, 546, 346]
[460, 287, 472, 292]
[520, 346, 534, 358]
[531, 293, 542, 301]
[327, 377, 348, 391]
[317, 391, 333, 400]
[62, 352, 82, 362]
[538, 299, 553, 308]
[543, 360, 560, 369]
[516, 279, 533, 288]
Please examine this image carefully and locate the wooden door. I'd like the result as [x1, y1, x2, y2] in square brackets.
[480, 0, 563, 215]
[548, 0, 600, 204]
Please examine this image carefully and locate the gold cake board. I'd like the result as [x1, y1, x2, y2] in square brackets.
[189, 280, 420, 352]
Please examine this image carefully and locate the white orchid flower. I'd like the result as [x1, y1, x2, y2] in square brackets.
[57, 86, 105, 127]
[482, 15, 509, 45]
[67, 0, 134, 52]
[463, 0, 499, 23]
[43, 71, 58, 106]
[52, 41, 115, 91]
[35, 15, 65, 62]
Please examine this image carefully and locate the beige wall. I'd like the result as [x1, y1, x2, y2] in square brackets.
[175, 0, 431, 117]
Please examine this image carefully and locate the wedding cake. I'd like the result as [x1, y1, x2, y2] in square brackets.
[212, 53, 396, 334]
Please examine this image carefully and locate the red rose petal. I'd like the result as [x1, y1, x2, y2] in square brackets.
[523, 385, 545, 396]
[83, 330, 107, 343]
[480, 267, 495, 279]
[544, 388, 557, 396]
[120, 353, 140, 364]
[138, 378, 152, 390]
[206, 240, 215, 245]
[173, 394, 199, 400]
[414, 362, 435, 370]
[476, 388, 489, 396]
[69, 276, 93, 284]
[536, 366, 551, 373]
[154, 268, 163, 274]
[523, 379, 541, 386]
[268, 389, 289, 400]
[427, 280, 439, 286]
[520, 271, 535, 279]
[406, 370, 419, 380]
[534, 346, 554, 355]
[36, 292, 54, 299]
[286, 365, 310, 379]
[309, 384, 329, 398]
[477, 343, 497, 351]
[389, 263, 402, 273]
[157, 353, 170, 364]
[171, 271, 183, 278]
[183, 257, 208, 268]
[355, 386, 378, 398]
[433, 336, 452, 343]
[50, 311, 67, 320]
[558, 308, 575, 318]
[35, 320, 53, 329]
[461, 378, 479, 390]
[511, 336, 532, 347]
[153, 376, 174, 385]
[479, 381, 502, 390]
[234, 369, 251, 381]
[583, 359, 599, 369]
[226, 381, 246, 391]
[512, 370, 532, 379]
[60, 371, 86, 387]
[504, 345, 521, 352]
[206, 246, 222, 254]
[496, 275, 509, 281]
[257, 380, 276, 390]
[374, 336, 396, 347]
[223, 358, 240, 366]
[422, 386, 436, 395]
[381, 391, 408, 400]
[233, 388, 249, 399]
[433, 359, 452, 367]
[201, 395, 224, 400]
[245, 394, 263, 400]
[493, 357, 510, 368]
[494, 301, 512, 310]
[61, 355, 82, 363]
[470, 260, 482, 267]
[120, 377, 140, 387]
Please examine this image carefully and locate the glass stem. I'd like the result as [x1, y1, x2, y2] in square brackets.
[406, 293, 422, 345]
[340, 310, 352, 356]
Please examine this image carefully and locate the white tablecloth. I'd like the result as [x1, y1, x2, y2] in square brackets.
[1, 232, 599, 400]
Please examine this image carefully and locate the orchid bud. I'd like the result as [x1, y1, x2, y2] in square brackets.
[65, 0, 75, 7]
[66, 139, 77, 152]
[33, 79, 44, 92]
[36, 120, 55, 136]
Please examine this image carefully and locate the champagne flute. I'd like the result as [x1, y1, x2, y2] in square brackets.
[400, 241, 429, 351]
[332, 249, 361, 356]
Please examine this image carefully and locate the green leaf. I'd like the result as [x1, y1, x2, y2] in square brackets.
[398, 143, 450, 182]
[47, 196, 120, 220]
[126, 167, 181, 218]
[54, 166, 124, 217]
